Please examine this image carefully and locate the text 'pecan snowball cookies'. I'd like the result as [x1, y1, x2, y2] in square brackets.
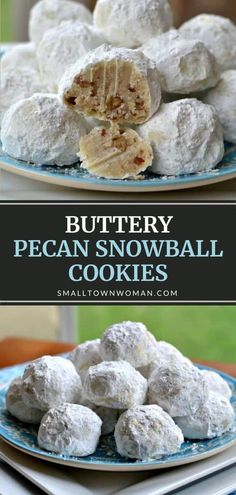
[22, 356, 82, 412]
[29, 0, 92, 45]
[79, 126, 153, 179]
[139, 99, 224, 176]
[202, 71, 236, 144]
[100, 321, 157, 368]
[1, 43, 38, 72]
[6, 377, 44, 425]
[1, 94, 90, 166]
[38, 404, 102, 456]
[37, 22, 106, 93]
[83, 361, 147, 409]
[93, 0, 173, 48]
[179, 15, 236, 72]
[141, 30, 219, 94]
[148, 360, 208, 417]
[70, 339, 102, 381]
[0, 68, 45, 125]
[115, 405, 184, 460]
[201, 370, 232, 400]
[59, 44, 162, 124]
[175, 393, 235, 440]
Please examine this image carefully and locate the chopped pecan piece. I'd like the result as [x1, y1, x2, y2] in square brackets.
[113, 135, 128, 152]
[75, 76, 94, 88]
[134, 156, 145, 165]
[107, 95, 123, 110]
[101, 129, 107, 137]
[128, 85, 136, 92]
[135, 97, 145, 110]
[66, 96, 77, 105]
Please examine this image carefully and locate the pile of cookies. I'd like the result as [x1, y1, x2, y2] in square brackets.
[6, 321, 235, 460]
[1, 0, 236, 178]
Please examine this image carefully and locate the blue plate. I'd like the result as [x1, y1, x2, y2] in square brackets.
[0, 142, 236, 193]
[0, 361, 236, 471]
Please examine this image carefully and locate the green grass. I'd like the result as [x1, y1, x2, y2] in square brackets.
[0, 0, 12, 41]
[77, 306, 236, 363]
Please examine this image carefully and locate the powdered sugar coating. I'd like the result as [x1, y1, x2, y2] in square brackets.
[38, 403, 102, 455]
[201, 370, 232, 400]
[138, 341, 188, 379]
[29, 0, 92, 45]
[1, 43, 38, 72]
[179, 14, 236, 72]
[115, 405, 184, 460]
[1, 93, 91, 166]
[80, 396, 119, 435]
[100, 321, 157, 368]
[22, 356, 82, 411]
[59, 44, 162, 124]
[37, 21, 106, 92]
[202, 70, 236, 144]
[138, 98, 224, 176]
[70, 339, 102, 382]
[175, 392, 235, 439]
[0, 67, 45, 125]
[141, 29, 219, 94]
[6, 377, 44, 424]
[93, 0, 173, 48]
[148, 360, 208, 417]
[83, 361, 147, 409]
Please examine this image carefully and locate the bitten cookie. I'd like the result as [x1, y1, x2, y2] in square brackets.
[29, 0, 92, 45]
[138, 99, 224, 176]
[79, 126, 153, 179]
[6, 377, 44, 424]
[115, 405, 184, 460]
[59, 44, 162, 124]
[38, 403, 102, 455]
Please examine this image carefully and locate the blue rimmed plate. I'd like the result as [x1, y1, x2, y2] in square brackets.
[0, 142, 236, 193]
[0, 361, 236, 471]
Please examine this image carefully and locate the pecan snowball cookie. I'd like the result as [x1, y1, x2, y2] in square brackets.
[141, 30, 219, 95]
[202, 71, 236, 144]
[115, 405, 184, 460]
[59, 44, 162, 124]
[179, 14, 236, 72]
[83, 361, 147, 409]
[0, 67, 45, 125]
[1, 94, 91, 166]
[1, 43, 38, 72]
[175, 393, 235, 440]
[148, 360, 208, 417]
[6, 377, 44, 425]
[37, 22, 106, 92]
[38, 404, 102, 456]
[29, 0, 92, 45]
[21, 356, 82, 412]
[79, 126, 153, 179]
[93, 0, 173, 49]
[81, 397, 120, 435]
[70, 339, 102, 382]
[201, 370, 232, 400]
[138, 341, 187, 379]
[100, 321, 157, 368]
[139, 99, 224, 176]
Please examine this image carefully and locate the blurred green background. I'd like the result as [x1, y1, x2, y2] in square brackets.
[1, 0, 12, 41]
[77, 306, 236, 363]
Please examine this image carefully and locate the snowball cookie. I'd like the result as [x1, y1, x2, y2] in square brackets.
[38, 403, 102, 456]
[202, 71, 236, 144]
[141, 29, 219, 94]
[22, 356, 82, 412]
[6, 377, 44, 424]
[175, 393, 235, 440]
[70, 339, 102, 382]
[115, 405, 184, 460]
[100, 321, 157, 368]
[0, 67, 45, 125]
[201, 370, 232, 400]
[1, 94, 90, 166]
[1, 43, 38, 72]
[79, 126, 153, 179]
[93, 0, 173, 49]
[179, 15, 236, 72]
[29, 0, 92, 45]
[80, 397, 119, 435]
[83, 361, 147, 409]
[59, 44, 162, 124]
[138, 341, 187, 379]
[37, 22, 106, 92]
[139, 99, 224, 176]
[148, 360, 208, 417]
